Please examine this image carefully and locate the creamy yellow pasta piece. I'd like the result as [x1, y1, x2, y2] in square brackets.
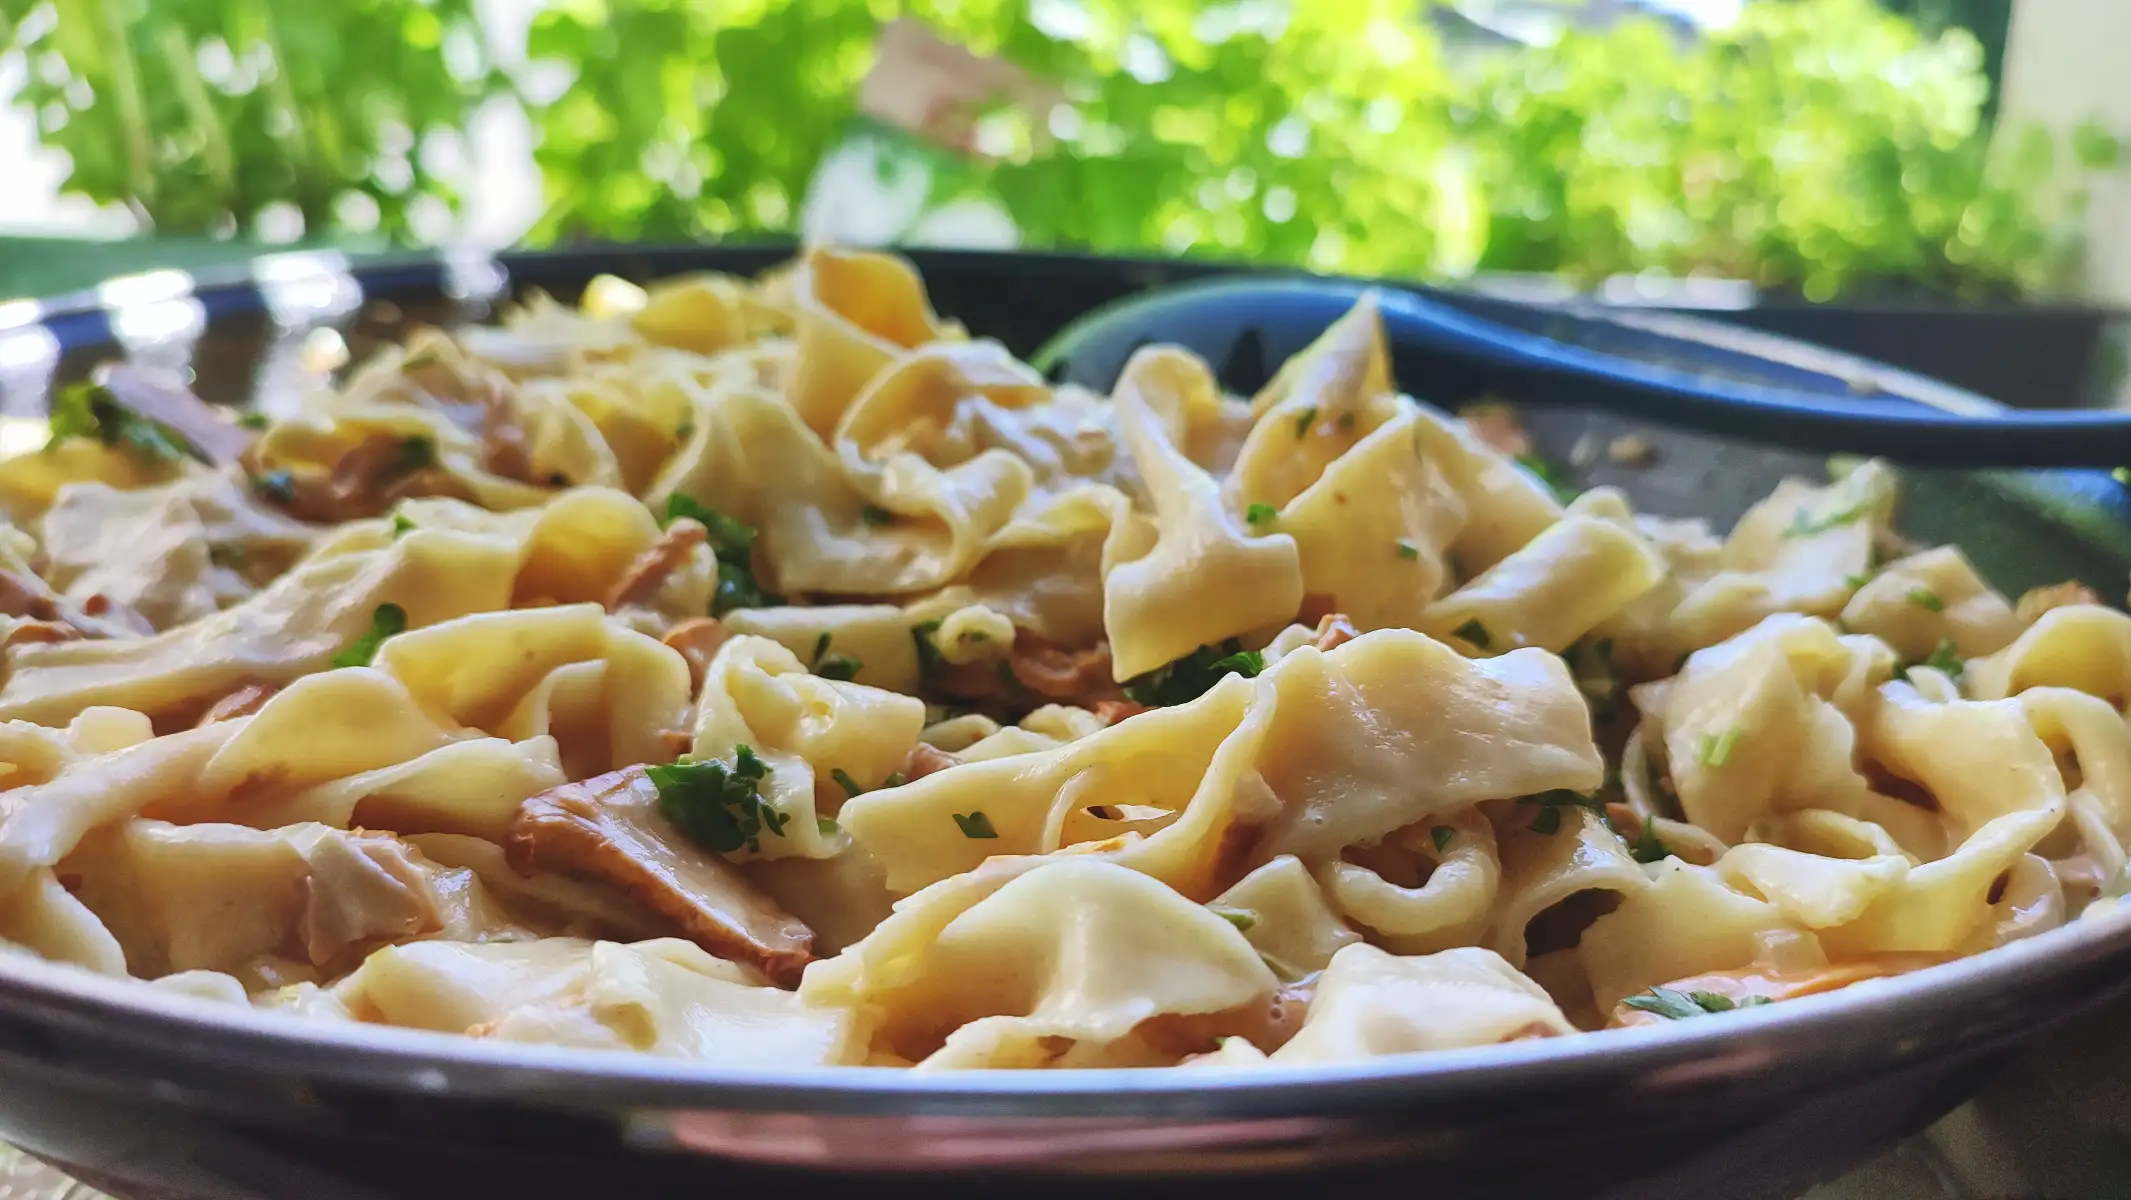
[1669, 460, 1896, 651]
[1226, 295, 1404, 512]
[1276, 410, 1467, 631]
[1315, 807, 1498, 956]
[1407, 405, 1564, 573]
[1209, 855, 1361, 979]
[476, 939, 857, 1064]
[1840, 545, 2019, 662]
[784, 247, 947, 438]
[1488, 804, 1650, 967]
[1421, 514, 1666, 654]
[843, 629, 1599, 900]
[803, 858, 1276, 1070]
[0, 866, 128, 976]
[1967, 604, 2131, 710]
[1652, 614, 1917, 848]
[1271, 944, 1575, 1064]
[692, 635, 926, 861]
[1579, 859, 1802, 1014]
[1104, 348, 1303, 680]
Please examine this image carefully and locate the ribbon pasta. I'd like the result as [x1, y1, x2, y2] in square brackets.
[0, 248, 2117, 1073]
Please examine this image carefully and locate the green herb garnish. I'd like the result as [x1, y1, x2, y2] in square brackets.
[391, 436, 436, 476]
[1121, 640, 1266, 707]
[1452, 618, 1492, 649]
[1631, 814, 1670, 864]
[860, 504, 895, 527]
[1244, 502, 1278, 527]
[1785, 499, 1872, 539]
[1515, 453, 1579, 505]
[1909, 638, 1965, 681]
[1843, 572, 1873, 590]
[1908, 587, 1945, 613]
[390, 513, 415, 538]
[1211, 906, 1257, 932]
[808, 632, 861, 681]
[1623, 987, 1774, 1019]
[1294, 406, 1318, 438]
[332, 603, 407, 669]
[830, 768, 865, 799]
[236, 410, 272, 431]
[1431, 825, 1455, 853]
[882, 771, 907, 788]
[646, 744, 790, 854]
[911, 619, 945, 680]
[47, 381, 193, 464]
[1698, 727, 1740, 767]
[1396, 539, 1421, 560]
[1519, 789, 1606, 835]
[208, 543, 247, 569]
[953, 810, 999, 839]
[817, 816, 840, 836]
[664, 494, 783, 615]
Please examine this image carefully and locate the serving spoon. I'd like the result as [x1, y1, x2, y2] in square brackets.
[1030, 276, 2131, 470]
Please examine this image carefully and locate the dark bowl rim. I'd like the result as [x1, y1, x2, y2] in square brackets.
[1, 244, 2128, 1119]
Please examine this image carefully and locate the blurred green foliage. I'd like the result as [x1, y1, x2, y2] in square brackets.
[2, 0, 2117, 299]
[0, 0, 501, 240]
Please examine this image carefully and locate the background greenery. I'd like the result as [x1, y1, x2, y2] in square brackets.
[0, 0, 2118, 300]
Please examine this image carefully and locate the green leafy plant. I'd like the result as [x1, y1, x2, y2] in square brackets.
[4, 0, 2116, 299]
[0, 0, 504, 240]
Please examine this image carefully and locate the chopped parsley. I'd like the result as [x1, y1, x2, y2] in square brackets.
[676, 419, 696, 441]
[1520, 789, 1605, 835]
[1121, 640, 1266, 707]
[390, 436, 436, 476]
[1452, 618, 1492, 650]
[250, 469, 297, 506]
[207, 543, 247, 569]
[882, 771, 907, 788]
[1909, 638, 1965, 681]
[952, 810, 999, 839]
[910, 619, 946, 680]
[1293, 406, 1319, 438]
[664, 494, 783, 615]
[236, 410, 272, 431]
[1631, 814, 1670, 864]
[390, 513, 415, 538]
[830, 768, 866, 799]
[1908, 587, 1945, 613]
[1431, 825, 1455, 853]
[646, 744, 791, 854]
[1396, 539, 1421, 560]
[817, 816, 840, 836]
[1785, 499, 1872, 539]
[47, 381, 194, 464]
[1210, 906, 1257, 932]
[1698, 726, 1740, 768]
[1623, 987, 1773, 1020]
[332, 603, 407, 669]
[859, 504, 895, 527]
[1843, 571, 1873, 590]
[809, 632, 861, 681]
[1515, 453, 1579, 505]
[1244, 502, 1278, 527]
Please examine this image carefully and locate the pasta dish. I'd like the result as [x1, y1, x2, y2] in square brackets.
[0, 248, 2119, 1071]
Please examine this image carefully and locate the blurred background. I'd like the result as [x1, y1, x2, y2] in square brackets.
[0, 0, 2126, 407]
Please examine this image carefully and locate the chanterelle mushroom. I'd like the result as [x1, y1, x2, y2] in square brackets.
[505, 767, 815, 986]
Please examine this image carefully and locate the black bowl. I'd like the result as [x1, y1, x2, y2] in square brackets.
[1, 246, 2129, 1200]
